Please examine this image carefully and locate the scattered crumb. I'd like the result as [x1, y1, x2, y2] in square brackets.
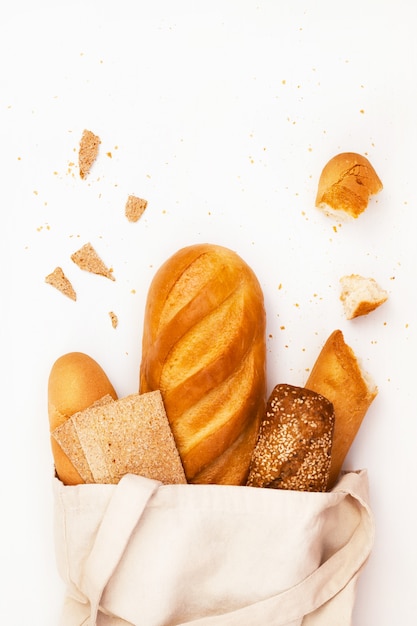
[109, 311, 118, 328]
[79, 129, 101, 179]
[45, 267, 76, 301]
[125, 194, 148, 223]
[71, 242, 115, 281]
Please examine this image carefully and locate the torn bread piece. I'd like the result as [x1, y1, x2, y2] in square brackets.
[125, 194, 148, 222]
[71, 242, 115, 281]
[52, 395, 115, 483]
[45, 267, 77, 301]
[247, 384, 334, 492]
[340, 274, 388, 319]
[316, 152, 382, 219]
[79, 129, 101, 179]
[109, 311, 118, 328]
[70, 391, 187, 485]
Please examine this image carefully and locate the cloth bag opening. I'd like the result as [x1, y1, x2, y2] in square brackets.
[53, 469, 374, 626]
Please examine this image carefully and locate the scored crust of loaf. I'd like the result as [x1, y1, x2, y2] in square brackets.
[316, 152, 383, 219]
[246, 384, 335, 492]
[340, 274, 388, 319]
[45, 267, 77, 301]
[71, 242, 115, 281]
[79, 129, 101, 179]
[305, 329, 377, 488]
[139, 243, 266, 486]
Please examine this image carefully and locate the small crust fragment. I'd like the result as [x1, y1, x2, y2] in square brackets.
[340, 274, 388, 319]
[316, 152, 383, 219]
[45, 267, 76, 301]
[79, 129, 101, 180]
[109, 311, 118, 328]
[71, 242, 115, 281]
[125, 194, 148, 222]
[247, 384, 334, 492]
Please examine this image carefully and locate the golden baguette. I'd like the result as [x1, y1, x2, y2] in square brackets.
[305, 330, 377, 488]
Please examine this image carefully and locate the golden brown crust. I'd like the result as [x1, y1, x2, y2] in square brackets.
[305, 330, 377, 488]
[139, 243, 266, 485]
[316, 152, 382, 218]
[246, 384, 334, 492]
[48, 352, 117, 485]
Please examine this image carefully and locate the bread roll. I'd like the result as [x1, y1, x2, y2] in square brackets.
[305, 330, 377, 488]
[48, 351, 117, 485]
[316, 152, 382, 219]
[340, 274, 388, 319]
[247, 384, 335, 492]
[139, 243, 266, 485]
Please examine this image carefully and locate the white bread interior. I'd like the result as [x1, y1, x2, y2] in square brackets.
[340, 274, 388, 319]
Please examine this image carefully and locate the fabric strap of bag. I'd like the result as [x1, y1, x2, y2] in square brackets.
[80, 473, 161, 625]
[176, 471, 375, 626]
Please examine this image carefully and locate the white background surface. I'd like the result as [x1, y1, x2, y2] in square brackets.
[1, 1, 416, 624]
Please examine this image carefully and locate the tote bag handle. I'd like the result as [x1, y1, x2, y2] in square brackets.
[178, 472, 375, 626]
[81, 473, 161, 625]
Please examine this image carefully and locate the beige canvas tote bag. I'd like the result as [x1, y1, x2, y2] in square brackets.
[53, 469, 374, 626]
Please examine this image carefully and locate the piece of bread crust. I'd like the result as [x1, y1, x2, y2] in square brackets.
[246, 384, 334, 492]
[316, 152, 382, 219]
[79, 129, 101, 180]
[340, 274, 388, 319]
[71, 242, 115, 281]
[125, 195, 148, 222]
[45, 267, 76, 301]
[109, 311, 118, 328]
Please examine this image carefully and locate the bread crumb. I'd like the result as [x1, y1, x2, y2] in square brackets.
[79, 129, 101, 179]
[109, 311, 118, 328]
[45, 267, 76, 301]
[340, 274, 388, 319]
[125, 194, 148, 222]
[71, 242, 115, 281]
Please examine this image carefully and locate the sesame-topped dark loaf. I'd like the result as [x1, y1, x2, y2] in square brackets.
[246, 384, 335, 492]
